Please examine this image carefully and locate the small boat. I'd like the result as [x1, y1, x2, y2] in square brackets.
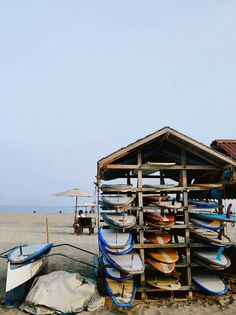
[101, 184, 133, 193]
[100, 256, 133, 281]
[100, 195, 134, 207]
[189, 217, 223, 231]
[146, 275, 181, 290]
[101, 249, 144, 275]
[144, 231, 171, 244]
[192, 270, 228, 295]
[100, 212, 136, 229]
[98, 228, 133, 249]
[104, 278, 136, 308]
[146, 257, 175, 273]
[149, 249, 179, 263]
[189, 200, 218, 208]
[5, 243, 53, 307]
[7, 243, 53, 264]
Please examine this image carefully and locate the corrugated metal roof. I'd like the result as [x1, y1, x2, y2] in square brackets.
[211, 140, 236, 160]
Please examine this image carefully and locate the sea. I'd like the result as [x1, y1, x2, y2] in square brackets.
[0, 205, 74, 213]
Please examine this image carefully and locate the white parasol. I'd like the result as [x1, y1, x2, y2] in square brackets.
[53, 188, 94, 218]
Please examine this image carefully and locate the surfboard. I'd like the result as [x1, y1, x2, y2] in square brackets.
[100, 256, 133, 281]
[132, 162, 176, 176]
[188, 200, 218, 208]
[192, 256, 231, 270]
[7, 243, 53, 264]
[189, 217, 223, 231]
[146, 275, 181, 290]
[144, 212, 175, 222]
[101, 184, 133, 193]
[143, 196, 170, 205]
[190, 183, 223, 188]
[145, 220, 175, 228]
[149, 249, 179, 263]
[100, 212, 136, 229]
[101, 249, 145, 275]
[190, 228, 231, 246]
[104, 278, 136, 308]
[100, 239, 134, 255]
[156, 200, 182, 209]
[144, 231, 171, 244]
[100, 195, 134, 207]
[146, 257, 175, 273]
[98, 228, 132, 249]
[143, 184, 178, 189]
[192, 249, 229, 267]
[192, 271, 228, 295]
[189, 211, 236, 223]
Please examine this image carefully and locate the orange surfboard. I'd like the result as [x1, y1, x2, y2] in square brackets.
[149, 249, 179, 263]
[145, 213, 175, 222]
[144, 231, 171, 244]
[145, 220, 175, 228]
[146, 257, 175, 273]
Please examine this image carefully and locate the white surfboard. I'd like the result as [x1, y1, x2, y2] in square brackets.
[101, 213, 136, 229]
[192, 270, 227, 294]
[192, 250, 229, 267]
[99, 228, 132, 249]
[103, 251, 144, 275]
[101, 195, 134, 207]
[101, 184, 133, 192]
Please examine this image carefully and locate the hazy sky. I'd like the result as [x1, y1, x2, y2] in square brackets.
[0, 1, 236, 206]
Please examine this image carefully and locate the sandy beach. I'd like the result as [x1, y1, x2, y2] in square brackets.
[1, 212, 236, 315]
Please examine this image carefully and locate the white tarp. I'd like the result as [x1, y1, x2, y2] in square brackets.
[20, 271, 105, 314]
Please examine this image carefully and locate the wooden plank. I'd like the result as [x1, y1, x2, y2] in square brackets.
[104, 164, 221, 170]
[136, 285, 192, 292]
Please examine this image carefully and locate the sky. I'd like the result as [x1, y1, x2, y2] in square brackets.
[0, 1, 236, 206]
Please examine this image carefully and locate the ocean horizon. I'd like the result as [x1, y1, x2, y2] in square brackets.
[0, 205, 75, 213]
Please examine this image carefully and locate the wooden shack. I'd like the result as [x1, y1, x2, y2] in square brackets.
[97, 126, 236, 300]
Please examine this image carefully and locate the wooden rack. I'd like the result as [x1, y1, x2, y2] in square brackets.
[97, 148, 226, 301]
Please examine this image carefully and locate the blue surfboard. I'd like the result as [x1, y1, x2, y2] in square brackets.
[100, 256, 133, 281]
[189, 217, 224, 231]
[192, 271, 228, 295]
[190, 212, 236, 223]
[104, 277, 136, 308]
[189, 200, 218, 208]
[99, 238, 134, 255]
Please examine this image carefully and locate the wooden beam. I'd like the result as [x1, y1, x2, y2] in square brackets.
[105, 164, 221, 170]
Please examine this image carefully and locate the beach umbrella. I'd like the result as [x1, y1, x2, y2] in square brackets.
[53, 188, 94, 218]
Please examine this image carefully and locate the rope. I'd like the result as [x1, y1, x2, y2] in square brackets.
[44, 253, 96, 268]
[52, 243, 95, 256]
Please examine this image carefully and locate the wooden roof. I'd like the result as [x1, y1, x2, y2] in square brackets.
[98, 127, 236, 176]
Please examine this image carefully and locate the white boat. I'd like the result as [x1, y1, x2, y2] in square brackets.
[5, 243, 53, 307]
[100, 195, 134, 207]
[5, 256, 48, 307]
[101, 212, 136, 229]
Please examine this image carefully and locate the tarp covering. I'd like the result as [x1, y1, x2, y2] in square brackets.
[20, 271, 105, 314]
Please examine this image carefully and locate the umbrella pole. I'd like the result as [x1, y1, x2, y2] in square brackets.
[74, 196, 78, 220]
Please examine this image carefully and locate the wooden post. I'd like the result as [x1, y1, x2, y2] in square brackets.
[45, 217, 49, 243]
[180, 149, 192, 299]
[137, 151, 146, 300]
